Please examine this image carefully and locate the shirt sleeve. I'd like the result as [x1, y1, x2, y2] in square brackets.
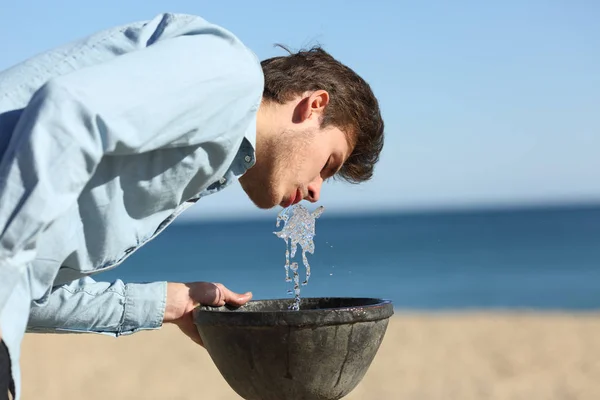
[0, 31, 264, 311]
[26, 277, 167, 335]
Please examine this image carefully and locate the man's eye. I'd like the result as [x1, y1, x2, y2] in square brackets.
[322, 158, 332, 173]
[322, 158, 335, 181]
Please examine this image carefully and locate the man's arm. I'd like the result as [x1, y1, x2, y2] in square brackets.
[27, 278, 252, 344]
[0, 28, 263, 310]
[27, 277, 167, 336]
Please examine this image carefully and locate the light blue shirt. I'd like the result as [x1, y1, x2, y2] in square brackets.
[0, 13, 264, 398]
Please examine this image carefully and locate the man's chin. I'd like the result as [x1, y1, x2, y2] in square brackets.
[243, 190, 279, 210]
[253, 200, 275, 210]
[238, 178, 281, 209]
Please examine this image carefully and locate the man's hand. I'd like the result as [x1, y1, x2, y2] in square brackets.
[163, 282, 252, 346]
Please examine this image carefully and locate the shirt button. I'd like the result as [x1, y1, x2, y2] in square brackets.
[244, 155, 252, 163]
[219, 177, 226, 184]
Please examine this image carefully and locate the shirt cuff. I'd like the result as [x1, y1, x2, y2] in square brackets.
[120, 281, 167, 335]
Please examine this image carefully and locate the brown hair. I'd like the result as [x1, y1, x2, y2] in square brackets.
[260, 45, 384, 183]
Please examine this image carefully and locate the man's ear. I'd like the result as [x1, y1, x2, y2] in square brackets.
[292, 90, 330, 123]
[308, 90, 330, 116]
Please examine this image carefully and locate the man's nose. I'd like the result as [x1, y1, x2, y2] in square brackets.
[305, 178, 322, 203]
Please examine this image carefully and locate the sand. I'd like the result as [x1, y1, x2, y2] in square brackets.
[19, 312, 600, 400]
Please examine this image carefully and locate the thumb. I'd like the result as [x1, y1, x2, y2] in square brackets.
[215, 284, 252, 307]
[226, 291, 253, 307]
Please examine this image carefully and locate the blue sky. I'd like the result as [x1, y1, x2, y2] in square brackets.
[1, 1, 598, 220]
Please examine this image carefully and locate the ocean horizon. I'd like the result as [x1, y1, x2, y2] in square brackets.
[97, 203, 600, 311]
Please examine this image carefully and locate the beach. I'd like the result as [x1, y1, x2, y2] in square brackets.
[20, 312, 600, 400]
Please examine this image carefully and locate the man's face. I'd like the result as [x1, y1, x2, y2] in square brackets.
[240, 91, 351, 209]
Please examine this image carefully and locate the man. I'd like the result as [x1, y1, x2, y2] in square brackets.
[0, 12, 384, 399]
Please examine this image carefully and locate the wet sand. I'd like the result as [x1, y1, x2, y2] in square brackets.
[20, 312, 600, 399]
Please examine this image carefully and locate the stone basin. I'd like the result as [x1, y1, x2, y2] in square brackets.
[193, 297, 394, 400]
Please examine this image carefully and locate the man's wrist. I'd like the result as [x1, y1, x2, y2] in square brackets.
[164, 282, 193, 323]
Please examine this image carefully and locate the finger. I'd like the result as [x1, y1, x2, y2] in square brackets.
[214, 283, 252, 307]
[190, 282, 252, 307]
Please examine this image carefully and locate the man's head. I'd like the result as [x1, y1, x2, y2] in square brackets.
[239, 46, 384, 209]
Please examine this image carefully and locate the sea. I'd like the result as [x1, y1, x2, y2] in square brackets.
[97, 204, 600, 311]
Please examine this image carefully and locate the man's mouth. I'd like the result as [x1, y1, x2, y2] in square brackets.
[292, 188, 302, 205]
[282, 188, 302, 208]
